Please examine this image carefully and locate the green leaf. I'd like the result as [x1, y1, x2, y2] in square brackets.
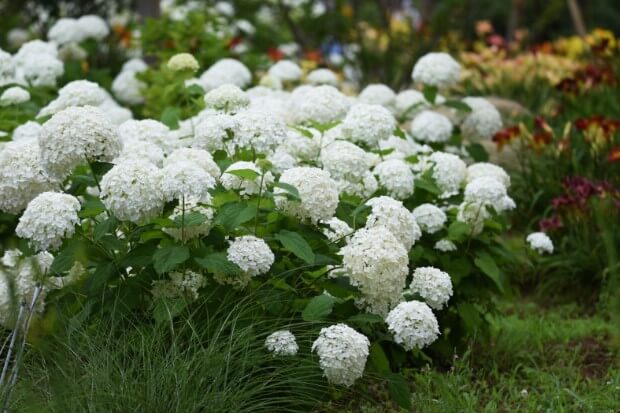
[185, 84, 205, 97]
[276, 230, 315, 264]
[194, 252, 240, 275]
[457, 302, 483, 331]
[422, 85, 438, 104]
[301, 294, 336, 321]
[415, 175, 441, 195]
[86, 262, 116, 296]
[153, 298, 189, 324]
[172, 211, 208, 228]
[369, 342, 390, 374]
[272, 182, 301, 201]
[347, 313, 384, 324]
[90, 161, 114, 176]
[393, 127, 406, 140]
[79, 199, 105, 218]
[160, 106, 181, 129]
[474, 251, 503, 292]
[444, 100, 472, 113]
[49, 244, 78, 274]
[224, 168, 260, 180]
[93, 217, 118, 241]
[386, 373, 412, 410]
[153, 246, 190, 274]
[447, 221, 471, 242]
[118, 243, 157, 268]
[466, 143, 489, 162]
[214, 203, 256, 231]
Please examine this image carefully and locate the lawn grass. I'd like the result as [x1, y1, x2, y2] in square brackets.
[323, 299, 619, 413]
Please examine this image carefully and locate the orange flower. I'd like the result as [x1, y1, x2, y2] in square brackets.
[608, 146, 620, 162]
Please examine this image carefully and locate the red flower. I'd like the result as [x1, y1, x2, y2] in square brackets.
[492, 126, 520, 150]
[268, 47, 284, 61]
[608, 146, 620, 162]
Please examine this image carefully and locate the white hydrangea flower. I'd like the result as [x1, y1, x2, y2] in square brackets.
[340, 104, 396, 147]
[466, 162, 511, 188]
[335, 171, 378, 199]
[0, 49, 16, 86]
[15, 53, 64, 87]
[112, 70, 145, 105]
[192, 113, 238, 153]
[161, 160, 215, 201]
[275, 167, 339, 224]
[233, 109, 287, 154]
[379, 135, 432, 159]
[357, 84, 396, 110]
[11, 121, 42, 142]
[456, 201, 489, 236]
[0, 250, 55, 327]
[373, 159, 415, 200]
[0, 86, 30, 106]
[225, 236, 274, 286]
[199, 58, 252, 91]
[100, 159, 164, 224]
[320, 217, 353, 243]
[412, 204, 447, 234]
[204, 84, 249, 113]
[221, 161, 273, 197]
[268, 60, 302, 82]
[339, 226, 409, 315]
[434, 239, 457, 252]
[426, 152, 467, 198]
[281, 128, 323, 161]
[320, 140, 373, 181]
[461, 97, 503, 142]
[311, 324, 370, 387]
[307, 68, 338, 86]
[98, 98, 133, 126]
[163, 195, 214, 241]
[365, 196, 421, 250]
[15, 192, 80, 252]
[265, 330, 298, 356]
[152, 270, 206, 300]
[119, 119, 174, 154]
[464, 177, 515, 212]
[410, 110, 453, 143]
[0, 140, 58, 214]
[287, 85, 350, 125]
[121, 58, 148, 73]
[13, 40, 58, 64]
[385, 301, 440, 350]
[409, 267, 453, 310]
[39, 106, 122, 180]
[39, 80, 109, 117]
[394, 89, 429, 118]
[115, 139, 165, 167]
[47, 18, 84, 45]
[268, 148, 297, 174]
[76, 15, 110, 41]
[165, 148, 220, 181]
[7, 28, 30, 49]
[411, 52, 461, 88]
[526, 232, 554, 254]
[167, 53, 199, 72]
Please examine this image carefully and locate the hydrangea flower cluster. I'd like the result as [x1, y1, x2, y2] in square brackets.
[526, 232, 554, 254]
[0, 47, 522, 391]
[15, 192, 81, 252]
[265, 330, 299, 356]
[311, 324, 370, 387]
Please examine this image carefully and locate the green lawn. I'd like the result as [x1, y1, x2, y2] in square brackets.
[324, 299, 619, 413]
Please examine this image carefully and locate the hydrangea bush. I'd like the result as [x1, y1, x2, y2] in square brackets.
[0, 44, 519, 406]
